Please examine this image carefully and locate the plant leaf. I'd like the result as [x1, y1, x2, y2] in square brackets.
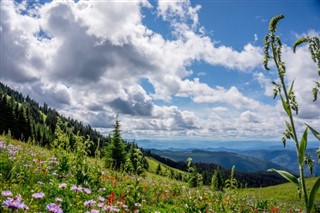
[307, 178, 320, 211]
[299, 127, 308, 166]
[288, 80, 295, 96]
[306, 124, 320, 141]
[280, 95, 291, 117]
[267, 169, 299, 187]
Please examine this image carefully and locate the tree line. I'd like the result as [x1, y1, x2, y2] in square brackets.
[0, 82, 285, 187]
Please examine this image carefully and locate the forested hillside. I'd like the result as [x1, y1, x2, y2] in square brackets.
[0, 82, 109, 155]
[0, 82, 287, 188]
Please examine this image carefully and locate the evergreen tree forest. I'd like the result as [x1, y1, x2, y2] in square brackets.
[0, 82, 285, 187]
[0, 82, 109, 156]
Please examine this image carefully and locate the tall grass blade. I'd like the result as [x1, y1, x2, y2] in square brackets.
[306, 124, 320, 141]
[299, 127, 308, 166]
[267, 169, 299, 187]
[307, 178, 320, 211]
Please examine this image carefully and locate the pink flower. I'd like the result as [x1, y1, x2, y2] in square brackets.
[84, 200, 96, 207]
[98, 196, 105, 202]
[55, 197, 62, 203]
[1, 191, 13, 197]
[83, 188, 91, 194]
[32, 192, 45, 199]
[59, 183, 67, 189]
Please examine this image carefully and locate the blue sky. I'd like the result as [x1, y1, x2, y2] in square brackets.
[1, 0, 319, 143]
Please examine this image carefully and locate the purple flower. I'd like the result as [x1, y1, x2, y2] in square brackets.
[98, 196, 105, 202]
[55, 197, 63, 203]
[84, 200, 96, 207]
[59, 183, 67, 189]
[32, 192, 45, 199]
[0, 141, 5, 149]
[2, 196, 29, 210]
[103, 206, 120, 212]
[83, 188, 91, 194]
[71, 185, 82, 192]
[46, 203, 63, 213]
[90, 210, 99, 213]
[1, 191, 13, 197]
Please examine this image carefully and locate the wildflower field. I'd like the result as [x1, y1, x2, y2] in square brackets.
[1, 135, 318, 213]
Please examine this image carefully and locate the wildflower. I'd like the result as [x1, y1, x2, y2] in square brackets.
[49, 157, 59, 165]
[46, 203, 63, 213]
[1, 191, 13, 197]
[84, 200, 96, 207]
[90, 209, 99, 213]
[9, 150, 15, 156]
[97, 203, 104, 208]
[71, 185, 82, 192]
[32, 192, 45, 199]
[99, 188, 105, 191]
[98, 196, 105, 202]
[103, 206, 120, 212]
[0, 141, 5, 149]
[83, 188, 91, 194]
[2, 195, 29, 210]
[59, 183, 67, 188]
[135, 203, 142, 207]
[55, 197, 63, 203]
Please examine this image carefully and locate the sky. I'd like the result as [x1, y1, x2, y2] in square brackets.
[0, 0, 320, 143]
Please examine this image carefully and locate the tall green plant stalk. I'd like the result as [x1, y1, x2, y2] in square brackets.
[264, 14, 320, 213]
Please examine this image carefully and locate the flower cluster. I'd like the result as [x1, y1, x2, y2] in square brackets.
[46, 203, 63, 213]
[2, 194, 29, 211]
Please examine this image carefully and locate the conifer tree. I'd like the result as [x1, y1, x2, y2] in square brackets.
[104, 116, 126, 170]
[211, 167, 224, 191]
[156, 163, 162, 175]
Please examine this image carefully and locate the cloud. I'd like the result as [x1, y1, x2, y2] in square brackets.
[157, 0, 201, 29]
[2, 0, 317, 141]
[109, 85, 153, 116]
[253, 72, 274, 97]
[282, 44, 320, 120]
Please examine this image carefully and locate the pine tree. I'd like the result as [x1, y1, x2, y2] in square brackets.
[104, 116, 126, 170]
[211, 167, 224, 191]
[156, 163, 162, 175]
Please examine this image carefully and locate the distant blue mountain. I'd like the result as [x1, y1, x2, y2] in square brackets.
[149, 149, 288, 173]
[135, 139, 319, 151]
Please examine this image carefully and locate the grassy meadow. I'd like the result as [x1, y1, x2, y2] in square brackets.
[1, 135, 319, 212]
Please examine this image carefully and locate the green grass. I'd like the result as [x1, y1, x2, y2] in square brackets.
[1, 135, 319, 212]
[239, 177, 320, 206]
[146, 156, 187, 175]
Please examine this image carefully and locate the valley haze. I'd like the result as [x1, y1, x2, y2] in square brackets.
[135, 139, 319, 151]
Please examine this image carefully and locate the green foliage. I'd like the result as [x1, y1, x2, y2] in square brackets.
[264, 14, 320, 213]
[104, 117, 126, 170]
[186, 157, 203, 188]
[225, 165, 238, 190]
[0, 82, 108, 156]
[1, 136, 319, 212]
[156, 163, 162, 175]
[211, 167, 224, 191]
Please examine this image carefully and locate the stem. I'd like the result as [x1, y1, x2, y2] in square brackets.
[271, 39, 309, 211]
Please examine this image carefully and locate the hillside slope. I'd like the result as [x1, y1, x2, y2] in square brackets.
[149, 149, 287, 172]
[1, 135, 317, 212]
